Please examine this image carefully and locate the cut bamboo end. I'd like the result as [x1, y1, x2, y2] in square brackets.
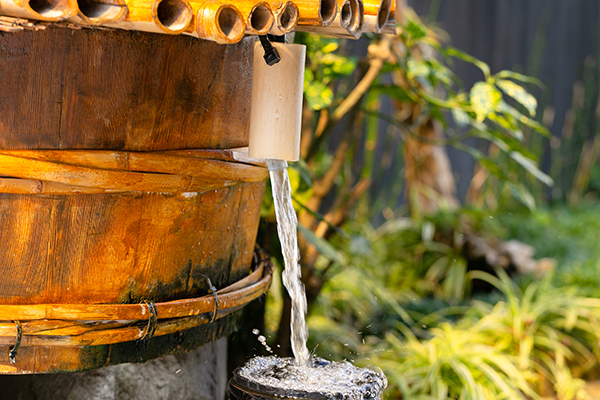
[152, 0, 193, 33]
[295, 0, 360, 39]
[237, 1, 273, 34]
[23, 0, 77, 20]
[74, 0, 126, 23]
[345, 0, 362, 36]
[269, 0, 297, 35]
[338, 0, 349, 27]
[362, 0, 389, 33]
[295, 0, 335, 27]
[248, 42, 306, 162]
[195, 1, 245, 44]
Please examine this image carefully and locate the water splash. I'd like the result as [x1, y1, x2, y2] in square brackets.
[267, 159, 311, 367]
[235, 356, 387, 400]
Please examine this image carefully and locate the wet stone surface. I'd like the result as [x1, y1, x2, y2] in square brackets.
[233, 356, 387, 400]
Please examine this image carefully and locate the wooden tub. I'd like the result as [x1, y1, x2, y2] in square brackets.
[0, 25, 269, 374]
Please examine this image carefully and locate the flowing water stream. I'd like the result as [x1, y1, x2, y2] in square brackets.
[230, 160, 387, 400]
[267, 159, 311, 366]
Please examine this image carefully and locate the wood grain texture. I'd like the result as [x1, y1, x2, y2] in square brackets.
[0, 183, 264, 305]
[0, 26, 267, 374]
[0, 26, 255, 151]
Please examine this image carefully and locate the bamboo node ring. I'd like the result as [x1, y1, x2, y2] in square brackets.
[8, 321, 22, 364]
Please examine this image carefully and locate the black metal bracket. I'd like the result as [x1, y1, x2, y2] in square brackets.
[259, 35, 281, 66]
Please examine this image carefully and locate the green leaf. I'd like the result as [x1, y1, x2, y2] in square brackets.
[406, 20, 427, 40]
[407, 60, 431, 79]
[470, 82, 502, 122]
[304, 69, 314, 91]
[497, 101, 551, 137]
[495, 70, 543, 87]
[509, 152, 554, 186]
[497, 80, 538, 117]
[506, 182, 536, 211]
[321, 41, 339, 53]
[371, 85, 414, 102]
[446, 47, 491, 79]
[304, 81, 334, 110]
[331, 56, 357, 76]
[451, 108, 471, 128]
[298, 223, 347, 266]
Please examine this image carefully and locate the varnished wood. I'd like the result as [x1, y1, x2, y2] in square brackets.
[0, 20, 269, 374]
[0, 27, 254, 151]
[0, 150, 269, 193]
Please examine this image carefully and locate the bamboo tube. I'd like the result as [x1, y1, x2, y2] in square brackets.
[235, 0, 273, 35]
[296, 0, 362, 39]
[68, 0, 126, 24]
[295, 0, 335, 27]
[379, 0, 395, 34]
[362, 0, 389, 33]
[108, 0, 193, 34]
[0, 0, 77, 21]
[192, 0, 245, 43]
[268, 0, 297, 35]
[248, 42, 305, 162]
[345, 0, 362, 37]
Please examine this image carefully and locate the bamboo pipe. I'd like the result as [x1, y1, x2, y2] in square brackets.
[362, 0, 389, 33]
[68, 0, 126, 24]
[191, 0, 245, 43]
[268, 0, 298, 35]
[345, 0, 362, 37]
[235, 0, 273, 35]
[0, 0, 77, 21]
[379, 0, 395, 34]
[296, 0, 362, 39]
[295, 0, 335, 27]
[107, 0, 193, 34]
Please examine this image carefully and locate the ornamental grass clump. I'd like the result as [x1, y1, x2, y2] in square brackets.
[465, 269, 600, 399]
[370, 323, 537, 400]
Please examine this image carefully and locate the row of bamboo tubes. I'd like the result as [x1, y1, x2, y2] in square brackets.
[0, 0, 395, 43]
[0, 249, 273, 348]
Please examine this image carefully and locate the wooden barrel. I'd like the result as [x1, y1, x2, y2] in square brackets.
[0, 25, 270, 374]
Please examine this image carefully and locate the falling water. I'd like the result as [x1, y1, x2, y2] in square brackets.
[267, 159, 311, 367]
[232, 159, 387, 399]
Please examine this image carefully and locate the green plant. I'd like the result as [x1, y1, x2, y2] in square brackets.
[466, 269, 600, 398]
[372, 323, 537, 400]
[260, 7, 554, 356]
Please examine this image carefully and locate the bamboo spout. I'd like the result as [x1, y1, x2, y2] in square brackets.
[269, 0, 298, 35]
[154, 0, 193, 32]
[194, 0, 245, 43]
[0, 0, 77, 20]
[295, 0, 335, 27]
[362, 0, 389, 33]
[71, 0, 125, 23]
[248, 42, 306, 162]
